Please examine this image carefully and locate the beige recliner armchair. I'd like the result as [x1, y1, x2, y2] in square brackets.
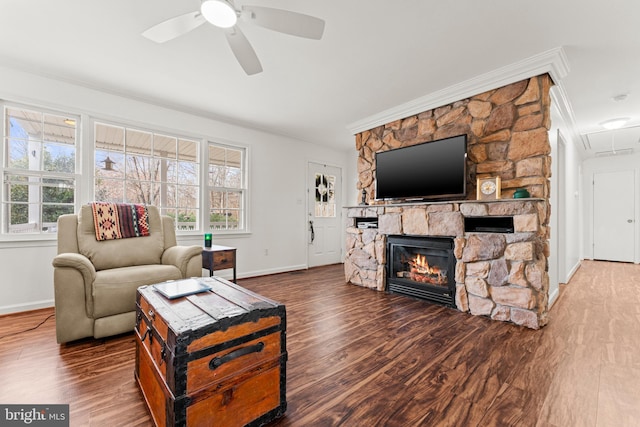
[52, 205, 202, 343]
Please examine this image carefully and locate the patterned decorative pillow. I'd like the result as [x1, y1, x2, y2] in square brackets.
[91, 202, 150, 241]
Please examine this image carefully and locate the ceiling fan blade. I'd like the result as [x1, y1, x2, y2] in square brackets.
[224, 27, 263, 75]
[142, 11, 206, 43]
[241, 6, 325, 40]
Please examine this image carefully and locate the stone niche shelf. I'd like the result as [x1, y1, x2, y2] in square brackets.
[344, 199, 549, 329]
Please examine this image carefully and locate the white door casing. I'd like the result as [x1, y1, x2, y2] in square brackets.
[307, 162, 342, 268]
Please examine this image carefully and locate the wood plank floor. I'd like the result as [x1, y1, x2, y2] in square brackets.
[1, 260, 639, 426]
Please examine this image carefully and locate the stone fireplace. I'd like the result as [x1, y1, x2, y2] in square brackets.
[344, 74, 552, 329]
[387, 235, 456, 307]
[345, 200, 549, 329]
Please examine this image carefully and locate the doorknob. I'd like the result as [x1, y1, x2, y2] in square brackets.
[309, 220, 315, 243]
[628, 219, 634, 223]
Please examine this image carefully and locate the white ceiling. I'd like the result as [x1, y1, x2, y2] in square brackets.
[1, 0, 639, 156]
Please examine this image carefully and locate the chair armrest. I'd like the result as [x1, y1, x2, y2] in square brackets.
[162, 245, 202, 277]
[52, 253, 97, 343]
[52, 253, 97, 285]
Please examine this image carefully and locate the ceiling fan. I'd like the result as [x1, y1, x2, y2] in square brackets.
[142, 0, 325, 75]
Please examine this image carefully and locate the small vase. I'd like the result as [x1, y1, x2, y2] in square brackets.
[513, 188, 530, 199]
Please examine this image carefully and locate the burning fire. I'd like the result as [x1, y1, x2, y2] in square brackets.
[398, 254, 447, 285]
[410, 254, 441, 276]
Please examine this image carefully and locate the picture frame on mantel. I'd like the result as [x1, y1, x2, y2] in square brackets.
[476, 176, 501, 200]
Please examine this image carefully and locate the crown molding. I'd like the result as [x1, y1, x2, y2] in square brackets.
[549, 82, 589, 157]
[347, 46, 570, 135]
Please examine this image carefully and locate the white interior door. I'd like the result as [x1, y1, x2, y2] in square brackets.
[593, 170, 635, 262]
[307, 162, 342, 267]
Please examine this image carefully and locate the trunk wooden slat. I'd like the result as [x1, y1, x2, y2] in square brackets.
[134, 277, 287, 427]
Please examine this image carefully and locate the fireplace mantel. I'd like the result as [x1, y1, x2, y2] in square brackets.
[345, 197, 546, 209]
[344, 198, 549, 329]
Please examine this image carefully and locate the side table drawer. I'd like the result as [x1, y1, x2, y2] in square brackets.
[213, 250, 235, 269]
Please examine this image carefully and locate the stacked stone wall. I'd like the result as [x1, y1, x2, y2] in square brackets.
[355, 75, 553, 202]
[346, 74, 553, 329]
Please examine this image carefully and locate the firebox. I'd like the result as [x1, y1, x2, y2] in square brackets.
[386, 235, 456, 307]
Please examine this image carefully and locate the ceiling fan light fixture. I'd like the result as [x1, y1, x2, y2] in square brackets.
[600, 117, 630, 130]
[201, 0, 237, 28]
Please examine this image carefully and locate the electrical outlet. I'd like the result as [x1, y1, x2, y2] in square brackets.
[264, 249, 269, 256]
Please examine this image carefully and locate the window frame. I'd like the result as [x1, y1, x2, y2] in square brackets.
[206, 140, 249, 234]
[92, 119, 202, 233]
[0, 101, 80, 240]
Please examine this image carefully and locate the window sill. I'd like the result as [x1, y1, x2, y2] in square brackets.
[177, 230, 252, 239]
[0, 235, 58, 248]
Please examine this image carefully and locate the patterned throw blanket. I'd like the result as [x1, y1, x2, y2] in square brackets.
[91, 202, 150, 241]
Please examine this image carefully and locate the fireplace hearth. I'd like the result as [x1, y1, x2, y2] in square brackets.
[387, 235, 456, 307]
[346, 199, 550, 329]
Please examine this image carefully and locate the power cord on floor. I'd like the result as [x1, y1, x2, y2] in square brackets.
[0, 313, 55, 341]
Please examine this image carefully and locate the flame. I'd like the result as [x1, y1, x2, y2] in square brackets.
[410, 254, 441, 276]
[405, 253, 447, 285]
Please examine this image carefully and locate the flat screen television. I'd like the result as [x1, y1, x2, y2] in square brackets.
[375, 134, 467, 201]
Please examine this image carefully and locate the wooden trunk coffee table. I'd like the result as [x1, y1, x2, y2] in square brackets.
[134, 277, 287, 427]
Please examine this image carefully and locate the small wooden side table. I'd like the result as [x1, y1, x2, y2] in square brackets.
[202, 245, 237, 283]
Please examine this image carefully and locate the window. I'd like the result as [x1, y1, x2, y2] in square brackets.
[2, 105, 77, 235]
[314, 172, 336, 217]
[94, 122, 200, 231]
[1, 106, 249, 236]
[208, 143, 246, 231]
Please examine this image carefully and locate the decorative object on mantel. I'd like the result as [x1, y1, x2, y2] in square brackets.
[476, 177, 501, 201]
[513, 188, 530, 199]
[360, 189, 367, 205]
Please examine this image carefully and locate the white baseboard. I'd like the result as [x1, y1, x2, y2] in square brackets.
[565, 260, 581, 283]
[200, 264, 309, 281]
[234, 264, 308, 279]
[0, 299, 54, 315]
[547, 260, 582, 310]
[548, 287, 560, 309]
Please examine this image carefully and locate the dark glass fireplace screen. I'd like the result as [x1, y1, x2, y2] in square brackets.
[386, 235, 456, 307]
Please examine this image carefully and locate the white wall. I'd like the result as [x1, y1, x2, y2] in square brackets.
[548, 90, 584, 307]
[345, 148, 359, 205]
[582, 152, 640, 263]
[0, 66, 351, 314]
[562, 131, 583, 279]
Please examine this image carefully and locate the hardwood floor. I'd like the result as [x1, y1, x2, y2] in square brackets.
[1, 260, 639, 426]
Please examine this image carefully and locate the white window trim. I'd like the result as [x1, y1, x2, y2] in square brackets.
[205, 139, 250, 236]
